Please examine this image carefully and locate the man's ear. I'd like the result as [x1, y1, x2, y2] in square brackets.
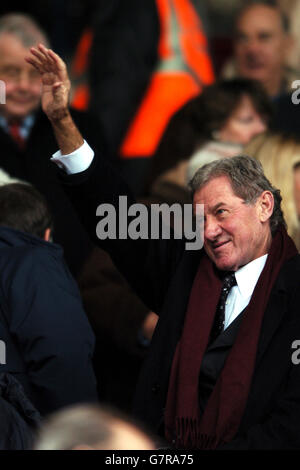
[43, 227, 51, 242]
[258, 191, 274, 223]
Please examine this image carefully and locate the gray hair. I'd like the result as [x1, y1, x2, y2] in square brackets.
[0, 13, 50, 47]
[34, 405, 114, 450]
[33, 404, 154, 450]
[189, 155, 286, 235]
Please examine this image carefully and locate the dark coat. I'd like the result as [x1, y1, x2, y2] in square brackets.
[62, 153, 300, 449]
[77, 246, 149, 412]
[0, 372, 41, 450]
[0, 108, 106, 276]
[0, 226, 98, 416]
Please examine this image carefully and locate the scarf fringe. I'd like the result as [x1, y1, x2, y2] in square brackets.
[175, 417, 220, 449]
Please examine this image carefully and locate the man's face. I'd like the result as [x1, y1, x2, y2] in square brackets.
[0, 33, 42, 121]
[193, 175, 272, 271]
[234, 5, 289, 92]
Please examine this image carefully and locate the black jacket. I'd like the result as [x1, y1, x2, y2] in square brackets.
[0, 226, 98, 416]
[62, 153, 300, 449]
[0, 372, 41, 450]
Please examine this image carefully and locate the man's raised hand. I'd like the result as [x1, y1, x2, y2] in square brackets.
[26, 44, 71, 122]
[26, 44, 83, 155]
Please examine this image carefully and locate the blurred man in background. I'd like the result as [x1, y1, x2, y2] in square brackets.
[223, 1, 297, 99]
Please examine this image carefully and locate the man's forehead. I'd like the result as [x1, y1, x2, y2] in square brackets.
[236, 5, 284, 33]
[193, 176, 235, 204]
[0, 33, 30, 58]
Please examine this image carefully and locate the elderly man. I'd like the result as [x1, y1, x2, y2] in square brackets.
[27, 44, 300, 449]
[223, 1, 297, 99]
[0, 13, 105, 276]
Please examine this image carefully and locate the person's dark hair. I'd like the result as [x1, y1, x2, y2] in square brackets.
[0, 183, 53, 238]
[189, 155, 286, 236]
[146, 78, 273, 188]
[234, 1, 290, 34]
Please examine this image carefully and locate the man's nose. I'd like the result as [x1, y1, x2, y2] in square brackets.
[17, 72, 31, 90]
[244, 38, 261, 55]
[204, 216, 222, 241]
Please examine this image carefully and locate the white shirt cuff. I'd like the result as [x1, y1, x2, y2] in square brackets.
[51, 140, 94, 175]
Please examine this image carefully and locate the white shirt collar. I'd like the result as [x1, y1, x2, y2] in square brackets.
[0, 114, 35, 139]
[234, 254, 268, 300]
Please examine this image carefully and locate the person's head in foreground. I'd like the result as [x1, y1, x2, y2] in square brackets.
[0, 182, 53, 240]
[0, 13, 49, 122]
[34, 404, 156, 450]
[189, 155, 286, 271]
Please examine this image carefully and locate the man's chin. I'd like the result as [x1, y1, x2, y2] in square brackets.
[4, 102, 39, 120]
[211, 256, 236, 272]
[240, 67, 266, 81]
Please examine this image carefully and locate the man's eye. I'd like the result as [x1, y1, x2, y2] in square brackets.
[216, 209, 226, 215]
[258, 33, 272, 41]
[2, 67, 19, 77]
[235, 33, 248, 44]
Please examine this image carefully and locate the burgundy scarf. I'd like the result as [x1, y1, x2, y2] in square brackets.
[164, 225, 298, 449]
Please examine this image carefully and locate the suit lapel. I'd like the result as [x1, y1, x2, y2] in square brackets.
[255, 284, 288, 367]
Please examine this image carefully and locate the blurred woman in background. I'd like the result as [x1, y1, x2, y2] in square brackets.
[146, 78, 272, 203]
[245, 132, 300, 251]
[186, 78, 272, 181]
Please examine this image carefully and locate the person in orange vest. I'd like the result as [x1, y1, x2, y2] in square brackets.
[71, 0, 214, 194]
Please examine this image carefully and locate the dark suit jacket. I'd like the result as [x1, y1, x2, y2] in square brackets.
[0, 108, 106, 276]
[61, 152, 300, 449]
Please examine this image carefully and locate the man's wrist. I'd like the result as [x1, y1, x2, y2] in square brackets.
[51, 140, 94, 174]
[49, 109, 84, 155]
[47, 108, 72, 125]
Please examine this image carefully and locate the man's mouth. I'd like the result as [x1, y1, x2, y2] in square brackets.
[211, 240, 230, 251]
[12, 98, 33, 104]
[244, 58, 265, 70]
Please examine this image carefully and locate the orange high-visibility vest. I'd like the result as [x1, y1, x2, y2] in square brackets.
[70, 28, 93, 111]
[71, 0, 214, 157]
[120, 0, 215, 158]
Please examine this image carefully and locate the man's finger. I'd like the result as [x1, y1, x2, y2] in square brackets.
[25, 56, 43, 73]
[38, 44, 56, 65]
[48, 49, 67, 71]
[30, 47, 47, 63]
[37, 44, 51, 61]
[30, 47, 54, 73]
